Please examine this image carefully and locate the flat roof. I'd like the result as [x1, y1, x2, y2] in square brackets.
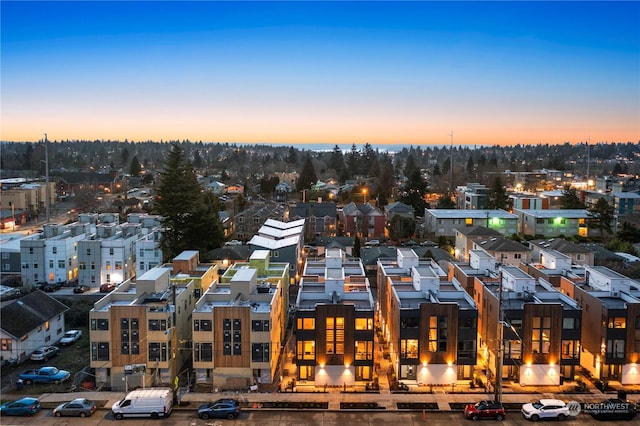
[426, 209, 518, 219]
[513, 208, 588, 218]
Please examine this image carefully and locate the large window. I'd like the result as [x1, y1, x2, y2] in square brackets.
[1, 338, 12, 351]
[355, 318, 373, 330]
[355, 341, 373, 360]
[252, 343, 270, 362]
[91, 318, 109, 330]
[120, 318, 140, 355]
[251, 320, 270, 331]
[195, 343, 213, 362]
[326, 317, 344, 355]
[223, 318, 242, 356]
[297, 317, 315, 330]
[91, 342, 110, 361]
[532, 316, 551, 354]
[428, 315, 448, 352]
[148, 319, 168, 331]
[607, 317, 626, 329]
[606, 339, 625, 359]
[148, 342, 168, 362]
[562, 340, 579, 360]
[400, 339, 418, 358]
[194, 319, 212, 332]
[504, 340, 522, 359]
[297, 340, 315, 360]
[563, 317, 580, 329]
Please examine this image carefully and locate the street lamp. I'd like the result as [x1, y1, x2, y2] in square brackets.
[362, 188, 367, 204]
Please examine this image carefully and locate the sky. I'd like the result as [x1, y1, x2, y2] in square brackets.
[1, 1, 639, 146]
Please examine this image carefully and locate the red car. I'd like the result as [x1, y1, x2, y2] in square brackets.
[464, 400, 506, 421]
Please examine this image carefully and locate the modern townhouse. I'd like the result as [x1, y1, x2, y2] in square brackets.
[295, 248, 375, 386]
[456, 183, 490, 210]
[164, 250, 218, 299]
[559, 266, 640, 385]
[192, 250, 287, 389]
[473, 266, 582, 385]
[524, 248, 587, 287]
[377, 248, 478, 383]
[383, 201, 415, 222]
[88, 263, 196, 391]
[513, 208, 589, 238]
[424, 209, 518, 239]
[248, 218, 304, 282]
[234, 201, 286, 241]
[20, 222, 93, 288]
[449, 248, 500, 296]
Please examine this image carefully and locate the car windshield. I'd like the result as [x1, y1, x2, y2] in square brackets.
[64, 332, 74, 337]
[531, 401, 543, 409]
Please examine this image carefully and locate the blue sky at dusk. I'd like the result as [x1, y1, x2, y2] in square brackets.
[1, 1, 638, 146]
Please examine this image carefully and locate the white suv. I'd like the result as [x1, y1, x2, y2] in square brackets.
[521, 399, 570, 421]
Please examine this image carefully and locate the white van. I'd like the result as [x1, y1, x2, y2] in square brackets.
[111, 387, 173, 420]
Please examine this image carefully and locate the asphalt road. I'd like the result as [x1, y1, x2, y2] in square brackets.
[0, 409, 630, 426]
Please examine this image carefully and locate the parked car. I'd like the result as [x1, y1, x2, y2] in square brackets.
[19, 366, 71, 384]
[1, 356, 18, 368]
[464, 400, 506, 421]
[0, 397, 41, 416]
[43, 282, 62, 292]
[586, 398, 637, 420]
[73, 285, 90, 293]
[365, 239, 380, 246]
[100, 283, 116, 293]
[59, 330, 82, 345]
[53, 398, 97, 417]
[30, 345, 59, 361]
[198, 401, 241, 419]
[521, 399, 570, 421]
[224, 240, 242, 246]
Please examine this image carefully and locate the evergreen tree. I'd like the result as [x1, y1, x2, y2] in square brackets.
[560, 185, 585, 209]
[389, 215, 416, 241]
[588, 197, 615, 239]
[399, 169, 428, 217]
[297, 156, 317, 191]
[404, 154, 418, 179]
[129, 155, 142, 177]
[486, 176, 510, 210]
[432, 163, 441, 176]
[616, 221, 640, 243]
[286, 147, 298, 164]
[346, 144, 361, 177]
[121, 146, 130, 167]
[154, 144, 224, 261]
[329, 145, 345, 178]
[376, 156, 395, 206]
[466, 156, 475, 174]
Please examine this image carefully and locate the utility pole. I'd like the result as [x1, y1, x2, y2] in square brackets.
[44, 133, 51, 224]
[586, 137, 590, 188]
[494, 269, 504, 404]
[172, 284, 178, 394]
[449, 131, 454, 194]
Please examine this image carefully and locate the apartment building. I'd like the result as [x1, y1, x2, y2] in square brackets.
[559, 266, 640, 384]
[424, 209, 518, 238]
[234, 201, 286, 241]
[20, 222, 93, 288]
[456, 183, 489, 210]
[192, 250, 286, 388]
[88, 264, 196, 391]
[473, 266, 582, 385]
[377, 248, 478, 383]
[513, 208, 589, 238]
[295, 248, 375, 385]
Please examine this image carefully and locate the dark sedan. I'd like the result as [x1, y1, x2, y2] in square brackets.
[198, 401, 241, 420]
[53, 398, 97, 417]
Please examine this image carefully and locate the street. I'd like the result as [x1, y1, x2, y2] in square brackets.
[0, 409, 628, 426]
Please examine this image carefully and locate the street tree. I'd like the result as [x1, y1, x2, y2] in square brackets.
[129, 155, 142, 177]
[389, 215, 416, 241]
[154, 144, 224, 261]
[399, 169, 428, 217]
